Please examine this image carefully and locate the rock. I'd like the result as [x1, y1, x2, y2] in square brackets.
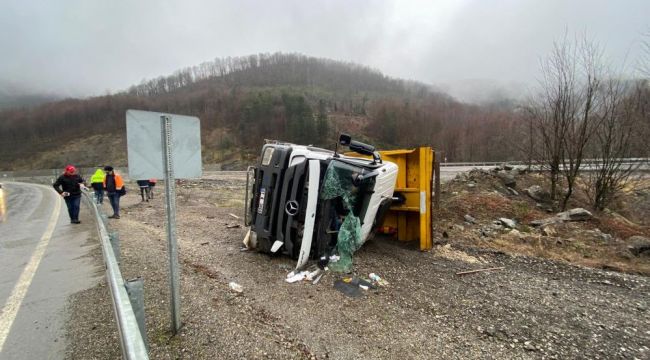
[506, 187, 519, 196]
[502, 164, 514, 171]
[509, 229, 523, 238]
[452, 224, 465, 232]
[593, 229, 613, 242]
[525, 185, 551, 202]
[524, 341, 537, 351]
[464, 214, 477, 224]
[485, 326, 497, 337]
[541, 225, 557, 237]
[627, 236, 650, 256]
[467, 183, 476, 188]
[499, 218, 516, 229]
[496, 172, 516, 188]
[556, 208, 593, 221]
[530, 217, 561, 227]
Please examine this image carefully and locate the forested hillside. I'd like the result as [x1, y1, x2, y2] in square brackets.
[0, 53, 531, 170]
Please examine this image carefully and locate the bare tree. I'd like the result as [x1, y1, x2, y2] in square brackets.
[585, 79, 643, 210]
[530, 35, 603, 209]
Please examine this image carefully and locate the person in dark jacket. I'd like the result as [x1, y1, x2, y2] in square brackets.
[136, 179, 151, 202]
[53, 165, 87, 224]
[103, 166, 125, 219]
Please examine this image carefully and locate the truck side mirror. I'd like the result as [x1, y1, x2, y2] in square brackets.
[348, 141, 375, 157]
[339, 134, 352, 146]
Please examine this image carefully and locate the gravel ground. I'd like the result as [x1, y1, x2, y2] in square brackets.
[65, 172, 650, 359]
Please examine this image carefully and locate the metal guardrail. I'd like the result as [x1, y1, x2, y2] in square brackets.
[82, 192, 149, 360]
[440, 158, 650, 167]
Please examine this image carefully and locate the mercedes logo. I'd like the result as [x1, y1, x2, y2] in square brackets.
[285, 200, 299, 216]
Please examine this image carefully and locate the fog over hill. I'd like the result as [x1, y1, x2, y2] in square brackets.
[0, 81, 61, 110]
[0, 53, 525, 170]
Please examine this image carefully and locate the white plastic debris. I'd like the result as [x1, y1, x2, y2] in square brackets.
[286, 271, 309, 283]
[228, 282, 243, 293]
[359, 284, 369, 291]
[369, 273, 389, 286]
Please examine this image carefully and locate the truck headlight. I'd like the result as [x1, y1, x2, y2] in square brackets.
[262, 147, 275, 166]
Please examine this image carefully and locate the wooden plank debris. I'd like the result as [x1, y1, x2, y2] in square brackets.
[456, 267, 505, 276]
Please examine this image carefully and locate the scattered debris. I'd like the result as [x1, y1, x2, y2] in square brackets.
[312, 272, 324, 285]
[200, 241, 209, 246]
[286, 269, 323, 284]
[228, 282, 243, 293]
[369, 273, 389, 287]
[333, 279, 363, 298]
[286, 271, 309, 283]
[456, 267, 505, 276]
[226, 224, 241, 229]
[228, 213, 240, 220]
[242, 229, 251, 248]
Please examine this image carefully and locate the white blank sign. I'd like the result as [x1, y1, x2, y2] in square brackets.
[126, 109, 202, 180]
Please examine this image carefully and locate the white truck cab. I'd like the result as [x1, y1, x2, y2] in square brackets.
[245, 135, 398, 269]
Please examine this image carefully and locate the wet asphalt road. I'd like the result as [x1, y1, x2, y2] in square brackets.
[0, 182, 101, 359]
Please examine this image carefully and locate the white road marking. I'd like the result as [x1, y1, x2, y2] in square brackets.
[0, 186, 61, 352]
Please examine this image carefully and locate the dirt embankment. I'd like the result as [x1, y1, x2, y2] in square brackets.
[437, 168, 650, 275]
[65, 172, 649, 359]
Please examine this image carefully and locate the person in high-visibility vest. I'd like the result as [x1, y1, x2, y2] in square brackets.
[90, 168, 105, 204]
[103, 166, 125, 219]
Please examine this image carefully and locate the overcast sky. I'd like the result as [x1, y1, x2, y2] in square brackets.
[0, 0, 648, 101]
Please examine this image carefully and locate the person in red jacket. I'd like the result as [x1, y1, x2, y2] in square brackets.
[103, 166, 125, 219]
[53, 165, 87, 224]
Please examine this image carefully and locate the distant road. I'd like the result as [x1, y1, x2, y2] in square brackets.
[0, 182, 101, 359]
[438, 161, 649, 182]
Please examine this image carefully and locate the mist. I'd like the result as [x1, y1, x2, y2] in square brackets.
[0, 0, 647, 102]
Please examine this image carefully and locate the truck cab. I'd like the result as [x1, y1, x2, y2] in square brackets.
[245, 135, 398, 269]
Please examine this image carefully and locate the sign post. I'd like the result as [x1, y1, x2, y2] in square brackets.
[160, 115, 181, 333]
[126, 110, 202, 335]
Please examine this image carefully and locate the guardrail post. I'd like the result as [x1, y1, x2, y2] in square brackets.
[109, 231, 121, 263]
[125, 278, 148, 350]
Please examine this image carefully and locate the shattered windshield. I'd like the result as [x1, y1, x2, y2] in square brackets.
[320, 160, 375, 272]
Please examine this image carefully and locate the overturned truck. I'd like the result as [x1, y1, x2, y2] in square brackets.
[245, 135, 400, 271]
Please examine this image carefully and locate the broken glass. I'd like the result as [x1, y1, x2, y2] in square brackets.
[320, 161, 369, 272]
